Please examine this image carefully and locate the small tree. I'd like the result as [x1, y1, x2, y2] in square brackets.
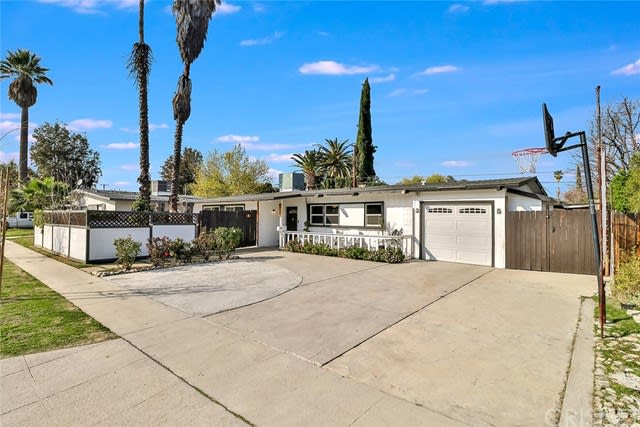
[30, 122, 101, 188]
[160, 147, 203, 194]
[192, 145, 271, 197]
[9, 176, 68, 213]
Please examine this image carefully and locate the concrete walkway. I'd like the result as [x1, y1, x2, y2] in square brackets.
[1, 241, 595, 426]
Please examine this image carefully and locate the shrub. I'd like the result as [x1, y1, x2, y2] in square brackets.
[169, 238, 193, 264]
[283, 241, 405, 264]
[193, 230, 217, 261]
[214, 227, 243, 260]
[33, 209, 45, 228]
[613, 250, 640, 307]
[147, 236, 172, 267]
[114, 236, 141, 271]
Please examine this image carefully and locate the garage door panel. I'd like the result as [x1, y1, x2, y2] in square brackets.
[423, 203, 492, 266]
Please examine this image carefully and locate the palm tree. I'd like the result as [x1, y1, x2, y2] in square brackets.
[291, 150, 321, 190]
[169, 0, 218, 212]
[127, 0, 152, 211]
[317, 138, 352, 189]
[0, 49, 53, 182]
[9, 176, 68, 213]
[553, 170, 564, 200]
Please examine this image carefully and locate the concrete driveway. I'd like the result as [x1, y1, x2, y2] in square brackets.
[3, 243, 595, 426]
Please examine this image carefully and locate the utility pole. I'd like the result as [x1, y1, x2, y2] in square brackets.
[596, 86, 608, 275]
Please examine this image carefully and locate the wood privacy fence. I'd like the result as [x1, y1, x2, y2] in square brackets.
[506, 210, 597, 275]
[199, 210, 257, 247]
[612, 212, 639, 271]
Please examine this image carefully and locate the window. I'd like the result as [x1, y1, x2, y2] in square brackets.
[365, 203, 383, 227]
[308, 202, 384, 227]
[325, 205, 339, 225]
[459, 207, 487, 214]
[224, 205, 244, 212]
[203, 204, 245, 212]
[203, 206, 221, 211]
[310, 205, 324, 225]
[428, 207, 453, 214]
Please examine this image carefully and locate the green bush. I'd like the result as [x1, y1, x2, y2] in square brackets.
[613, 250, 640, 306]
[193, 230, 217, 261]
[147, 236, 171, 267]
[283, 241, 405, 264]
[113, 236, 141, 271]
[33, 209, 45, 228]
[214, 227, 243, 260]
[168, 238, 193, 264]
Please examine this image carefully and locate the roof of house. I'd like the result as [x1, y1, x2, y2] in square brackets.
[195, 176, 547, 204]
[76, 189, 202, 202]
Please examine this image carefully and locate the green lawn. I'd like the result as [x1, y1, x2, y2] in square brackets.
[4, 228, 35, 238]
[0, 260, 115, 358]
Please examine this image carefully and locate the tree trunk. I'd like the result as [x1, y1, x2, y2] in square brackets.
[19, 106, 29, 182]
[137, 0, 151, 210]
[169, 121, 184, 212]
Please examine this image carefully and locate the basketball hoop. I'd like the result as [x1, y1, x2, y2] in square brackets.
[512, 148, 547, 174]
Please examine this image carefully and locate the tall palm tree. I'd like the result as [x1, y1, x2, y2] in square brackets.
[291, 149, 321, 190]
[169, 0, 218, 212]
[317, 138, 352, 189]
[553, 170, 564, 200]
[127, 0, 152, 211]
[0, 49, 52, 182]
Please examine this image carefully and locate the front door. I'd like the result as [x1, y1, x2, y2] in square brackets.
[286, 207, 298, 231]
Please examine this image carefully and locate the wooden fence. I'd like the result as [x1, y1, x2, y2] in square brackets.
[506, 210, 598, 275]
[200, 210, 257, 247]
[612, 212, 639, 271]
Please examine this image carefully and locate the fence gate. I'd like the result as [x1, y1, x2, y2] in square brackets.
[199, 210, 257, 247]
[506, 210, 597, 275]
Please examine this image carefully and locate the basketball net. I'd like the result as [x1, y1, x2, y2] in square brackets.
[512, 148, 547, 174]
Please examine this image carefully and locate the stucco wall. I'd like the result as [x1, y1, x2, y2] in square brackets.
[258, 200, 280, 247]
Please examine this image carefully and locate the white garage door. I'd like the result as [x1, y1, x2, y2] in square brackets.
[422, 203, 493, 266]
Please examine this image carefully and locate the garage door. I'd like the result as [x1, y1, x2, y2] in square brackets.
[422, 203, 493, 266]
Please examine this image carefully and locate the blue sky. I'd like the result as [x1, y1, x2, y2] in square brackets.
[1, 0, 639, 195]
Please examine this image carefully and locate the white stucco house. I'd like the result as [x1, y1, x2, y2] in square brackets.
[74, 188, 201, 212]
[192, 177, 553, 268]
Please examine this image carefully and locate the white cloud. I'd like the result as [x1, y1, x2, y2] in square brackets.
[112, 181, 130, 187]
[267, 168, 282, 181]
[37, 0, 137, 14]
[216, 134, 260, 143]
[441, 160, 471, 168]
[149, 123, 169, 131]
[240, 31, 283, 47]
[318, 31, 330, 37]
[252, 3, 265, 13]
[299, 61, 379, 76]
[119, 123, 169, 133]
[263, 153, 294, 163]
[420, 65, 461, 75]
[612, 59, 640, 76]
[483, 0, 526, 4]
[448, 4, 470, 13]
[217, 2, 241, 15]
[0, 120, 20, 133]
[102, 142, 139, 150]
[369, 73, 396, 84]
[67, 118, 112, 131]
[0, 151, 19, 163]
[389, 88, 428, 97]
[119, 163, 138, 171]
[0, 112, 19, 120]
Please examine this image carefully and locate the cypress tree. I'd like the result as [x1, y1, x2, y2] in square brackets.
[355, 78, 376, 184]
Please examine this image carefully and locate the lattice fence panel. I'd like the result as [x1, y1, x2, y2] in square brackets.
[151, 213, 198, 225]
[87, 211, 149, 228]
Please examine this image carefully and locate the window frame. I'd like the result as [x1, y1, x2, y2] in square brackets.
[306, 201, 384, 228]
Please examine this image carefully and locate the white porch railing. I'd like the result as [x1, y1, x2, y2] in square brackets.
[280, 231, 413, 257]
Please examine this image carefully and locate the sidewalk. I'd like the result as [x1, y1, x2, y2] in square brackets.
[2, 241, 459, 426]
